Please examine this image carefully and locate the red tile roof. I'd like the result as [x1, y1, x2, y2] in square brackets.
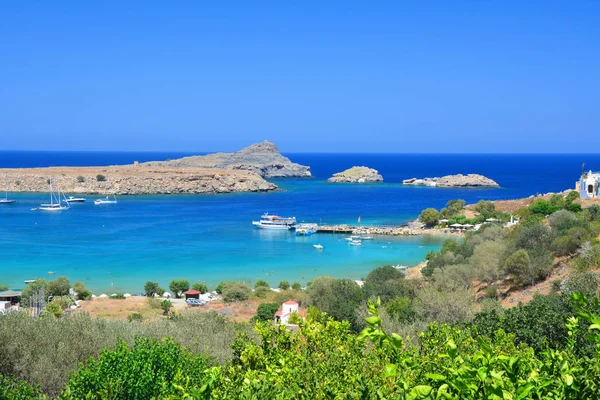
[183, 289, 202, 295]
[283, 301, 299, 305]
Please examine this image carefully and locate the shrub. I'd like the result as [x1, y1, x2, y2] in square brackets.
[548, 210, 580, 232]
[168, 279, 190, 298]
[46, 302, 63, 318]
[419, 208, 439, 227]
[110, 293, 126, 299]
[76, 176, 85, 183]
[565, 190, 580, 203]
[483, 285, 498, 299]
[254, 279, 270, 289]
[364, 265, 413, 302]
[385, 296, 416, 323]
[446, 199, 466, 215]
[160, 300, 172, 315]
[253, 286, 269, 298]
[291, 281, 302, 290]
[215, 281, 230, 294]
[306, 277, 363, 330]
[144, 281, 161, 297]
[278, 280, 290, 290]
[287, 312, 303, 325]
[529, 199, 557, 215]
[191, 281, 208, 293]
[96, 174, 106, 182]
[0, 284, 8, 291]
[20, 279, 48, 307]
[474, 200, 496, 218]
[222, 283, 252, 302]
[254, 303, 280, 322]
[127, 313, 143, 322]
[560, 272, 599, 297]
[47, 276, 70, 297]
[0, 374, 45, 399]
[73, 281, 92, 300]
[61, 338, 207, 399]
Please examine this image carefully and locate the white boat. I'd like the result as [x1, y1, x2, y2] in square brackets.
[0, 178, 15, 204]
[313, 244, 324, 250]
[252, 213, 296, 230]
[65, 196, 86, 203]
[39, 179, 69, 211]
[345, 235, 360, 242]
[348, 239, 362, 246]
[295, 223, 318, 236]
[94, 196, 117, 205]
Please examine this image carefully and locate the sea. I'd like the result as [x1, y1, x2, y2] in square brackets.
[1, 152, 599, 293]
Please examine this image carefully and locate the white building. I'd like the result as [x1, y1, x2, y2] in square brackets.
[274, 301, 305, 325]
[579, 171, 600, 199]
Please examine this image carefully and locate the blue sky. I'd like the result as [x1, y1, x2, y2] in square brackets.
[1, 1, 598, 152]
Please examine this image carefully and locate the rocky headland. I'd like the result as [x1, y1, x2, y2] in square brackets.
[402, 174, 499, 188]
[0, 165, 276, 195]
[327, 166, 383, 183]
[146, 140, 311, 178]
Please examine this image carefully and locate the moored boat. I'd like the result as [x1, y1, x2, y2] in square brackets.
[39, 179, 69, 211]
[65, 196, 86, 203]
[313, 244, 324, 250]
[348, 239, 362, 246]
[252, 213, 296, 230]
[295, 223, 318, 236]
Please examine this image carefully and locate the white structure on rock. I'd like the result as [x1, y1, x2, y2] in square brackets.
[578, 171, 600, 199]
[274, 301, 305, 325]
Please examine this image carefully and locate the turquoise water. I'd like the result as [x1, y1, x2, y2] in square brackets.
[3, 152, 599, 293]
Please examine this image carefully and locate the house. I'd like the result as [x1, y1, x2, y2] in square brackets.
[578, 171, 600, 199]
[274, 301, 306, 326]
[0, 290, 21, 305]
[183, 289, 201, 300]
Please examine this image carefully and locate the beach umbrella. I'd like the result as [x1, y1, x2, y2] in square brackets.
[99, 294, 108, 298]
[439, 219, 449, 223]
[450, 223, 463, 227]
[162, 292, 172, 298]
[463, 224, 474, 227]
[123, 293, 131, 298]
[485, 218, 498, 222]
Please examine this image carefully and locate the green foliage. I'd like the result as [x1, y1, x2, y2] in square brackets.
[215, 281, 230, 294]
[291, 281, 302, 290]
[307, 277, 363, 330]
[529, 198, 558, 215]
[222, 283, 252, 302]
[76, 175, 85, 183]
[565, 190, 580, 203]
[73, 281, 91, 300]
[110, 293, 126, 299]
[95, 174, 106, 182]
[287, 311, 303, 325]
[446, 199, 466, 215]
[0, 284, 8, 291]
[278, 280, 290, 290]
[575, 242, 600, 270]
[561, 272, 599, 297]
[254, 303, 280, 322]
[385, 296, 416, 323]
[419, 207, 440, 227]
[364, 265, 413, 302]
[504, 249, 531, 285]
[254, 279, 270, 289]
[191, 281, 208, 293]
[45, 301, 63, 318]
[253, 286, 269, 298]
[20, 279, 48, 307]
[144, 281, 161, 297]
[127, 312, 143, 322]
[47, 276, 70, 297]
[61, 338, 207, 399]
[0, 374, 45, 400]
[160, 300, 172, 315]
[549, 210, 581, 232]
[474, 200, 496, 218]
[169, 279, 190, 298]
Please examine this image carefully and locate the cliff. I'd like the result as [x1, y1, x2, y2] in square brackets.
[327, 167, 383, 183]
[403, 174, 499, 188]
[147, 141, 312, 178]
[0, 165, 276, 195]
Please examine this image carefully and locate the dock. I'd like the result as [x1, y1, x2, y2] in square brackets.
[316, 224, 425, 236]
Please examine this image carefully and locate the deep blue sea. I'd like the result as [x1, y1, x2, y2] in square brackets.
[1, 151, 599, 293]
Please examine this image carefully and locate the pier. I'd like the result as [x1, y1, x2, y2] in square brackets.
[316, 224, 424, 236]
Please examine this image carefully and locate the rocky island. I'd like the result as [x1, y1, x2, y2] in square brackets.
[146, 140, 311, 178]
[327, 166, 383, 183]
[402, 174, 499, 188]
[0, 141, 313, 195]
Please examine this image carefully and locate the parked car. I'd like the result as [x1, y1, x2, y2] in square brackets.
[186, 298, 205, 307]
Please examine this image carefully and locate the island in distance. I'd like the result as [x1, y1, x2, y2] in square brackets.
[327, 166, 383, 183]
[402, 174, 499, 188]
[0, 141, 310, 195]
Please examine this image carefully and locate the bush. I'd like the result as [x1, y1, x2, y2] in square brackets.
[278, 280, 290, 290]
[560, 272, 599, 297]
[529, 199, 557, 215]
[254, 279, 270, 289]
[169, 279, 190, 298]
[73, 281, 92, 300]
[291, 281, 302, 290]
[254, 303, 280, 322]
[76, 175, 85, 183]
[253, 286, 270, 298]
[127, 313, 143, 322]
[96, 174, 106, 182]
[0, 374, 45, 399]
[419, 208, 439, 227]
[20, 279, 48, 307]
[0, 284, 8, 291]
[306, 277, 363, 330]
[191, 281, 208, 293]
[215, 281, 230, 294]
[565, 190, 580, 203]
[110, 293, 126, 299]
[287, 312, 303, 325]
[548, 210, 580, 232]
[47, 276, 70, 297]
[160, 300, 172, 315]
[222, 283, 252, 302]
[385, 296, 416, 323]
[363, 265, 413, 303]
[483, 285, 498, 299]
[46, 301, 63, 318]
[144, 281, 161, 298]
[61, 338, 207, 399]
[474, 200, 496, 218]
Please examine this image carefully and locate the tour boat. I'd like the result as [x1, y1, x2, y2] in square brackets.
[345, 235, 360, 242]
[39, 180, 69, 211]
[252, 213, 296, 230]
[348, 239, 362, 246]
[360, 235, 374, 240]
[65, 196, 86, 203]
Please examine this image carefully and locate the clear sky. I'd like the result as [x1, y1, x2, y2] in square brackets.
[1, 1, 598, 153]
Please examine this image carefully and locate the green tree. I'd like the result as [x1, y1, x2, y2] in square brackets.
[446, 199, 466, 215]
[45, 301, 63, 318]
[191, 281, 208, 293]
[160, 300, 172, 315]
[254, 303, 280, 322]
[385, 296, 416, 323]
[215, 281, 230, 294]
[144, 281, 161, 298]
[363, 265, 412, 302]
[287, 312, 303, 325]
[168, 279, 190, 298]
[222, 283, 252, 302]
[254, 279, 270, 289]
[76, 175, 85, 183]
[96, 174, 106, 182]
[73, 281, 92, 300]
[0, 284, 8, 291]
[419, 208, 439, 227]
[565, 190, 580, 203]
[47, 276, 70, 297]
[278, 280, 290, 290]
[253, 286, 270, 298]
[291, 281, 302, 290]
[306, 277, 363, 329]
[529, 199, 557, 215]
[20, 279, 48, 307]
[504, 249, 531, 285]
[469, 240, 506, 284]
[474, 200, 496, 218]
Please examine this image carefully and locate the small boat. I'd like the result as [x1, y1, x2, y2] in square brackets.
[48, 271, 55, 275]
[94, 196, 117, 205]
[252, 213, 296, 230]
[349, 239, 362, 246]
[392, 265, 409, 271]
[295, 223, 318, 236]
[65, 196, 86, 203]
[0, 178, 16, 204]
[313, 244, 324, 250]
[360, 235, 374, 240]
[39, 179, 69, 211]
[345, 235, 361, 242]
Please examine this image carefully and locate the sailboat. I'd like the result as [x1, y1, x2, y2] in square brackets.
[39, 179, 69, 211]
[0, 178, 16, 204]
[94, 182, 117, 205]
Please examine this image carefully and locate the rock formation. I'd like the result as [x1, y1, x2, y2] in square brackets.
[0, 165, 276, 195]
[147, 141, 311, 178]
[327, 167, 383, 183]
[402, 174, 499, 188]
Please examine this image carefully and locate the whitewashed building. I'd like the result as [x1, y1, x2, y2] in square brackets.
[274, 301, 305, 325]
[578, 171, 600, 199]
